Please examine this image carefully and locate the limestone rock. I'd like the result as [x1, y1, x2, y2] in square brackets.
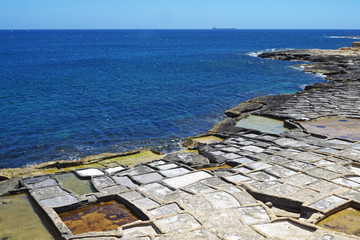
[0, 178, 20, 195]
[259, 48, 360, 82]
[163, 152, 209, 167]
[209, 117, 241, 136]
[251, 94, 294, 116]
[353, 42, 360, 48]
[225, 102, 263, 117]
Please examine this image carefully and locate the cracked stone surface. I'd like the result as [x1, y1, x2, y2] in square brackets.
[29, 184, 80, 208]
[154, 213, 202, 234]
[11, 128, 360, 239]
[253, 220, 316, 240]
[260, 81, 360, 121]
[22, 176, 58, 189]
[310, 195, 348, 212]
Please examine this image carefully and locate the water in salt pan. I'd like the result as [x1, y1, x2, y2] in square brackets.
[317, 207, 360, 236]
[56, 172, 96, 196]
[0, 194, 56, 240]
[300, 118, 360, 141]
[236, 115, 289, 135]
[57, 200, 141, 235]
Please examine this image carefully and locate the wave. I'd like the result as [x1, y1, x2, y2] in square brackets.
[299, 84, 308, 90]
[290, 65, 326, 79]
[326, 36, 360, 39]
[305, 72, 326, 79]
[75, 144, 95, 151]
[24, 161, 41, 167]
[246, 48, 294, 57]
[314, 73, 326, 78]
[159, 138, 185, 153]
[290, 65, 305, 71]
[291, 64, 326, 81]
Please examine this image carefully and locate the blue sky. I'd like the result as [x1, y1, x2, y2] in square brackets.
[0, 0, 358, 29]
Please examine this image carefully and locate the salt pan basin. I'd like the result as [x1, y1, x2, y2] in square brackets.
[0, 194, 55, 239]
[58, 200, 141, 235]
[300, 118, 360, 141]
[236, 115, 288, 135]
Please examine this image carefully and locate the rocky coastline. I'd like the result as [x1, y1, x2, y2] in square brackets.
[1, 43, 360, 239]
[258, 44, 360, 81]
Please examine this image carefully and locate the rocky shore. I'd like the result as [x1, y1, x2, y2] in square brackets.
[2, 43, 360, 239]
[258, 44, 360, 81]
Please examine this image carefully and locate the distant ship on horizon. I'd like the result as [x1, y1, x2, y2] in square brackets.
[212, 27, 237, 30]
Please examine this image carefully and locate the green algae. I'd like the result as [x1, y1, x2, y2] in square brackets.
[101, 161, 121, 168]
[236, 115, 289, 135]
[62, 163, 103, 172]
[0, 194, 56, 240]
[0, 166, 60, 180]
[102, 151, 163, 167]
[56, 172, 96, 196]
[317, 207, 360, 236]
[58, 200, 140, 235]
[31, 168, 61, 176]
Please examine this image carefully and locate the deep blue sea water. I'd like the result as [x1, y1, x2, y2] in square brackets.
[1, 29, 360, 168]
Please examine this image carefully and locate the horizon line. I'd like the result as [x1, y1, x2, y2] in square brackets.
[1, 28, 360, 31]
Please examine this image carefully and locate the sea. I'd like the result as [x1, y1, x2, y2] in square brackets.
[1, 29, 360, 168]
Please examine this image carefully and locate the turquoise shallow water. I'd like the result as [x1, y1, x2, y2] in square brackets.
[1, 29, 359, 168]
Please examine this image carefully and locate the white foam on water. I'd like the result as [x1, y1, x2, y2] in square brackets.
[169, 138, 186, 150]
[246, 48, 294, 57]
[326, 36, 360, 39]
[67, 154, 81, 161]
[246, 51, 263, 57]
[24, 161, 41, 167]
[305, 71, 326, 79]
[314, 73, 326, 78]
[23, 152, 82, 167]
[55, 152, 81, 162]
[299, 84, 308, 90]
[290, 65, 305, 71]
[75, 144, 95, 151]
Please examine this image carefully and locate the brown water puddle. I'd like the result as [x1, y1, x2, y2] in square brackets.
[236, 115, 289, 135]
[0, 194, 56, 240]
[300, 118, 360, 141]
[199, 164, 232, 171]
[317, 207, 360, 236]
[56, 172, 96, 196]
[101, 151, 163, 167]
[58, 200, 140, 235]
